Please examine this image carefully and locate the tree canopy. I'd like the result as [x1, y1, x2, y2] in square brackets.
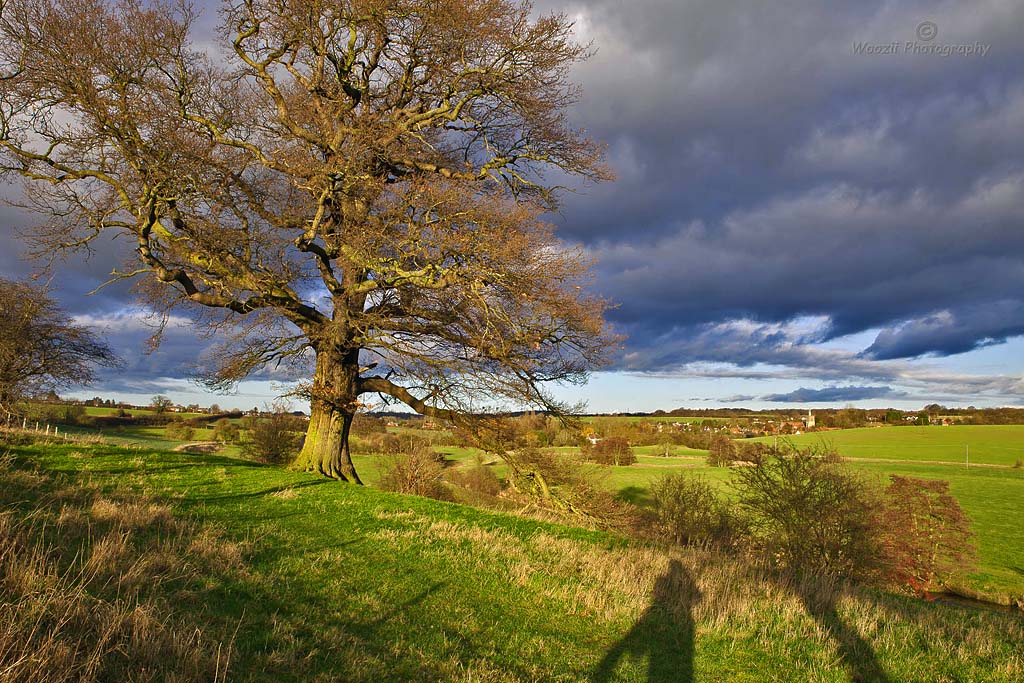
[0, 0, 615, 480]
[0, 277, 119, 416]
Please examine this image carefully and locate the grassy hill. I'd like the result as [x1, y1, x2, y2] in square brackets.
[2, 438, 1022, 682]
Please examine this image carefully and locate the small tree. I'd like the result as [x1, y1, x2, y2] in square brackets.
[151, 395, 173, 414]
[589, 436, 636, 466]
[706, 434, 737, 467]
[211, 418, 240, 444]
[878, 476, 975, 592]
[0, 278, 118, 417]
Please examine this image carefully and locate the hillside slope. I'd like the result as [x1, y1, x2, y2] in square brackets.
[2, 440, 1022, 682]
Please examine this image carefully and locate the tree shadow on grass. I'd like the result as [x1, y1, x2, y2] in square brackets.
[789, 575, 891, 683]
[592, 559, 700, 683]
[201, 479, 334, 502]
[616, 485, 654, 507]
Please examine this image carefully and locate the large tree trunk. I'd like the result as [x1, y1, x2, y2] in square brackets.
[292, 347, 363, 483]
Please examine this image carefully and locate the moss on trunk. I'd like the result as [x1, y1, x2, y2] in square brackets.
[291, 347, 362, 483]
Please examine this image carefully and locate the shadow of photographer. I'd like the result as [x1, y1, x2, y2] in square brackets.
[592, 559, 700, 683]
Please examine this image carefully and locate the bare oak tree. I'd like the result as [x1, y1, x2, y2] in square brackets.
[0, 277, 118, 416]
[0, 0, 614, 480]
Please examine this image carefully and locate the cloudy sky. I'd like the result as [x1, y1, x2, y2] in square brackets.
[3, 0, 1024, 412]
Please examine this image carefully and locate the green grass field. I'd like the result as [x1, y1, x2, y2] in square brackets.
[78, 405, 210, 419]
[748, 425, 1024, 466]
[3, 439, 1022, 682]
[45, 421, 1024, 601]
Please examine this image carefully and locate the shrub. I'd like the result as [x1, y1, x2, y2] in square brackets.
[706, 434, 737, 466]
[211, 418, 240, 444]
[243, 413, 303, 464]
[651, 473, 737, 547]
[878, 476, 976, 592]
[447, 456, 504, 501]
[589, 436, 636, 466]
[378, 448, 450, 500]
[165, 422, 195, 441]
[733, 448, 882, 578]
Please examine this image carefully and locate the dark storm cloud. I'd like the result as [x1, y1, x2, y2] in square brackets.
[536, 0, 1024, 369]
[622, 318, 1024, 400]
[71, 311, 212, 386]
[862, 301, 1024, 359]
[761, 385, 905, 404]
[598, 173, 1024, 341]
[2, 0, 1023, 399]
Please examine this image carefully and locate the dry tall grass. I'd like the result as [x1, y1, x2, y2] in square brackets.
[0, 452, 244, 683]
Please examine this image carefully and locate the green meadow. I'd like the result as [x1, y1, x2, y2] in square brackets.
[2, 439, 1022, 682]
[44, 421, 1024, 600]
[749, 425, 1024, 467]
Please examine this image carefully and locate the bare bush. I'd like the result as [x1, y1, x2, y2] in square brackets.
[587, 436, 636, 466]
[733, 447, 882, 579]
[651, 473, 739, 548]
[378, 447, 451, 501]
[243, 413, 303, 464]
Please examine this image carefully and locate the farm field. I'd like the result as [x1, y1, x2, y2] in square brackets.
[80, 405, 210, 418]
[748, 425, 1024, 467]
[3, 439, 1022, 682]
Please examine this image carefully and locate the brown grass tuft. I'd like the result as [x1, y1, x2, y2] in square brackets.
[0, 453, 241, 683]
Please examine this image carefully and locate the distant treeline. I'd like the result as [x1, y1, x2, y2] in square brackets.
[609, 405, 1024, 426]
